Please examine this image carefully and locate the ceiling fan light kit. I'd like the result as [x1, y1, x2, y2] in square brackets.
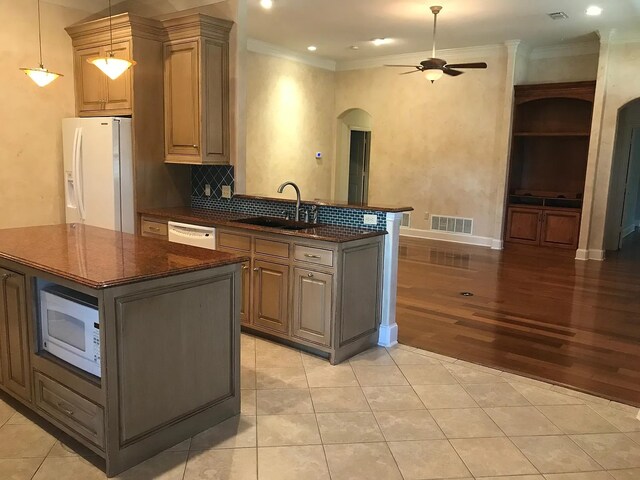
[385, 5, 487, 83]
[20, 0, 63, 87]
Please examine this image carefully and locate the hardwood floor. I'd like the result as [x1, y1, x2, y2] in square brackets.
[396, 233, 640, 406]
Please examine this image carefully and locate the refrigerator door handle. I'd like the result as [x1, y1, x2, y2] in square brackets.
[74, 127, 86, 222]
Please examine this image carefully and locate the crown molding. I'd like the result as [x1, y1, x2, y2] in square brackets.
[609, 28, 640, 44]
[246, 38, 337, 71]
[335, 44, 504, 72]
[529, 41, 599, 60]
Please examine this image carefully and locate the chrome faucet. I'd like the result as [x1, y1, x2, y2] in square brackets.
[277, 181, 302, 222]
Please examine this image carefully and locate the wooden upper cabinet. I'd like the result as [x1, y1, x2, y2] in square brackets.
[163, 15, 232, 165]
[164, 41, 201, 159]
[72, 41, 133, 116]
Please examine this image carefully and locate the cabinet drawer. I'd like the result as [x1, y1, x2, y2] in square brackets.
[218, 231, 251, 252]
[34, 372, 105, 448]
[294, 245, 334, 267]
[255, 238, 290, 259]
[141, 219, 168, 238]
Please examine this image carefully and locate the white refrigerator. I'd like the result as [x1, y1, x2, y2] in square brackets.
[62, 117, 134, 234]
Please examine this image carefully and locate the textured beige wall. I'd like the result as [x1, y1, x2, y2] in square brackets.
[523, 53, 599, 84]
[585, 40, 640, 251]
[245, 52, 335, 200]
[335, 47, 508, 237]
[0, 1, 84, 229]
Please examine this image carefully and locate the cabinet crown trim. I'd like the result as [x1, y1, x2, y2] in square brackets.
[66, 13, 166, 45]
[163, 14, 233, 42]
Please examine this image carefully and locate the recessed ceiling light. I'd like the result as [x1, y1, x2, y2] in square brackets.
[260, 0, 273, 10]
[586, 5, 603, 16]
[372, 38, 391, 46]
[307, 45, 317, 52]
[350, 45, 360, 50]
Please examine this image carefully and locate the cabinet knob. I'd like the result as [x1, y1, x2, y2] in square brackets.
[242, 265, 249, 270]
[253, 268, 259, 272]
[192, 144, 199, 148]
[57, 402, 74, 416]
[307, 273, 314, 278]
[304, 254, 321, 259]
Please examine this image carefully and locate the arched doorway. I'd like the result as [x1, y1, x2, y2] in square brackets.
[603, 98, 640, 251]
[333, 108, 373, 203]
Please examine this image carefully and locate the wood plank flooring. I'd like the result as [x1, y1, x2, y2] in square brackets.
[396, 233, 640, 406]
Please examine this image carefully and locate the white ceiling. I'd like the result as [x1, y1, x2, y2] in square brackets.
[247, 0, 640, 61]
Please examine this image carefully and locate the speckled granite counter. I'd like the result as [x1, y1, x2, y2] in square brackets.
[139, 207, 387, 242]
[0, 223, 248, 289]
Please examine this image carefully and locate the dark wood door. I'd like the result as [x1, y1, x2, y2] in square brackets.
[506, 207, 541, 245]
[541, 210, 581, 249]
[0, 269, 32, 402]
[292, 268, 332, 346]
[252, 260, 289, 334]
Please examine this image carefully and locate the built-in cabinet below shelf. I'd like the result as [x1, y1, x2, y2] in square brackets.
[506, 205, 581, 249]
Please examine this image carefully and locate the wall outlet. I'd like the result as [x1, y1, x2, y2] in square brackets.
[221, 185, 232, 199]
[363, 214, 377, 225]
[204, 184, 211, 197]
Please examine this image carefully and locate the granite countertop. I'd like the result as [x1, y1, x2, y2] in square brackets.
[0, 224, 249, 289]
[139, 207, 387, 242]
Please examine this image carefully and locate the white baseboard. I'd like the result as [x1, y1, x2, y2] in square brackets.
[491, 239, 504, 250]
[400, 228, 495, 248]
[575, 248, 605, 261]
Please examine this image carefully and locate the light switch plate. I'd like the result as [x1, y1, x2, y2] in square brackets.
[221, 185, 232, 199]
[204, 184, 212, 197]
[363, 214, 377, 225]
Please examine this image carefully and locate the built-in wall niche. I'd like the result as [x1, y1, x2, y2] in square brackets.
[504, 81, 596, 248]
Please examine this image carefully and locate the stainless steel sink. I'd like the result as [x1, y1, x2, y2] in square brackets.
[234, 216, 315, 231]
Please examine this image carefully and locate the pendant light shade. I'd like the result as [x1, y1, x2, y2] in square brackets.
[90, 56, 136, 80]
[89, 0, 135, 80]
[20, 0, 62, 87]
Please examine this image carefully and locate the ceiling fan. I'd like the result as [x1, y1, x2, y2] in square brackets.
[386, 5, 488, 83]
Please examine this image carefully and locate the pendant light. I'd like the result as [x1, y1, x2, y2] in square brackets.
[20, 0, 63, 87]
[88, 0, 136, 80]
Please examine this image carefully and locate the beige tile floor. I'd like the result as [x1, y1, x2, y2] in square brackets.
[1, 334, 639, 479]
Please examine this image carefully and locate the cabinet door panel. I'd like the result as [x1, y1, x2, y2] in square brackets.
[292, 268, 332, 347]
[241, 261, 251, 325]
[104, 41, 132, 112]
[541, 211, 581, 248]
[203, 39, 228, 163]
[75, 46, 105, 114]
[252, 260, 288, 334]
[506, 207, 541, 245]
[164, 41, 200, 159]
[0, 270, 31, 402]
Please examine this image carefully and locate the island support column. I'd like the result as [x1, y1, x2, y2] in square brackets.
[378, 212, 402, 347]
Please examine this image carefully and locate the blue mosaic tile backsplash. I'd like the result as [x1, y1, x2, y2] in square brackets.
[191, 165, 387, 231]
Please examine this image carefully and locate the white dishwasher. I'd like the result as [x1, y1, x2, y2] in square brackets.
[167, 221, 216, 250]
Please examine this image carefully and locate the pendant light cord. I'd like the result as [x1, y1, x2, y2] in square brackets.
[108, 0, 114, 57]
[37, 0, 43, 67]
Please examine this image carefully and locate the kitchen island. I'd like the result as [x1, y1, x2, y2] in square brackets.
[0, 224, 247, 477]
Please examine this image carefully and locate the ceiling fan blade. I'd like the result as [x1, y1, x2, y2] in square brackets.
[385, 64, 421, 68]
[445, 62, 488, 69]
[400, 70, 423, 75]
[443, 68, 464, 76]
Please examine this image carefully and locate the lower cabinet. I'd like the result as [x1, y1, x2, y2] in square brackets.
[506, 206, 580, 249]
[252, 260, 289, 334]
[216, 227, 384, 364]
[292, 268, 332, 347]
[240, 261, 251, 325]
[0, 269, 32, 402]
